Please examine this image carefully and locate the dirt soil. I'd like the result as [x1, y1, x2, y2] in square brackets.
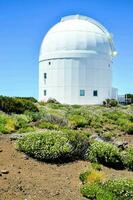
[0, 135, 133, 200]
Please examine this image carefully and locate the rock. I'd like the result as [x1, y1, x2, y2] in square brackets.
[0, 172, 2, 176]
[50, 191, 60, 197]
[0, 149, 3, 152]
[1, 170, 9, 174]
[55, 191, 60, 196]
[10, 133, 24, 140]
[23, 155, 29, 160]
[89, 134, 98, 140]
[114, 141, 128, 150]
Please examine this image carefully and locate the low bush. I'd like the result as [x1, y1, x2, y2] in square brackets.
[37, 121, 59, 130]
[64, 130, 89, 158]
[16, 130, 89, 161]
[47, 98, 60, 104]
[17, 126, 37, 133]
[44, 113, 68, 127]
[91, 163, 102, 171]
[0, 96, 38, 114]
[80, 169, 133, 200]
[81, 182, 116, 200]
[25, 110, 45, 122]
[86, 141, 123, 169]
[126, 122, 133, 134]
[15, 97, 37, 103]
[100, 131, 116, 141]
[117, 118, 133, 134]
[69, 115, 88, 129]
[103, 99, 118, 107]
[80, 170, 105, 184]
[121, 147, 133, 170]
[80, 178, 133, 200]
[13, 114, 32, 129]
[79, 171, 90, 184]
[0, 112, 16, 134]
[104, 178, 133, 200]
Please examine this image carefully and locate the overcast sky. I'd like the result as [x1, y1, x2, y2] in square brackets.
[0, 0, 133, 98]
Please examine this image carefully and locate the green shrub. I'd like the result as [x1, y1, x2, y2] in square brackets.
[44, 113, 68, 127]
[81, 182, 116, 200]
[17, 130, 89, 161]
[121, 147, 133, 170]
[15, 97, 37, 103]
[80, 170, 105, 185]
[13, 114, 32, 129]
[100, 132, 116, 141]
[126, 122, 133, 134]
[47, 98, 60, 104]
[79, 171, 90, 184]
[25, 110, 45, 122]
[64, 130, 89, 158]
[104, 178, 133, 200]
[103, 99, 118, 107]
[0, 96, 38, 114]
[91, 163, 102, 171]
[37, 121, 59, 130]
[0, 112, 17, 134]
[86, 141, 123, 169]
[80, 179, 133, 200]
[69, 115, 88, 129]
[117, 118, 133, 133]
[17, 126, 37, 133]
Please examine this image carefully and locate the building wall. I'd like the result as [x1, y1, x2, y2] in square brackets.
[39, 55, 112, 104]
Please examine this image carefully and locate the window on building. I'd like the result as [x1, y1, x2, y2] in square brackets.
[80, 90, 85, 96]
[48, 61, 51, 65]
[44, 90, 47, 96]
[93, 90, 98, 96]
[44, 73, 47, 79]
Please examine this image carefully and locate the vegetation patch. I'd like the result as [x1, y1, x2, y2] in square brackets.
[16, 130, 89, 161]
[80, 169, 133, 200]
[0, 112, 17, 134]
[86, 141, 123, 169]
[121, 147, 133, 170]
[80, 170, 105, 184]
[0, 95, 38, 114]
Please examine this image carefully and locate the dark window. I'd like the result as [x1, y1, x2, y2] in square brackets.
[93, 90, 98, 96]
[44, 90, 47, 96]
[48, 61, 51, 65]
[44, 73, 47, 79]
[80, 90, 85, 96]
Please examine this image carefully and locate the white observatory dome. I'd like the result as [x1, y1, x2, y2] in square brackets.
[39, 15, 117, 105]
[39, 15, 116, 61]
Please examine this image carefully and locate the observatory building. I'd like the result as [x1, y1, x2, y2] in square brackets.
[39, 15, 117, 104]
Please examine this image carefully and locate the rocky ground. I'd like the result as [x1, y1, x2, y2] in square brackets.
[0, 135, 133, 200]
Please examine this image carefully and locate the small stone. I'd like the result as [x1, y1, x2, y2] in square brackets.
[23, 155, 29, 160]
[114, 141, 128, 150]
[0, 149, 3, 152]
[55, 191, 60, 196]
[10, 133, 24, 140]
[1, 170, 9, 174]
